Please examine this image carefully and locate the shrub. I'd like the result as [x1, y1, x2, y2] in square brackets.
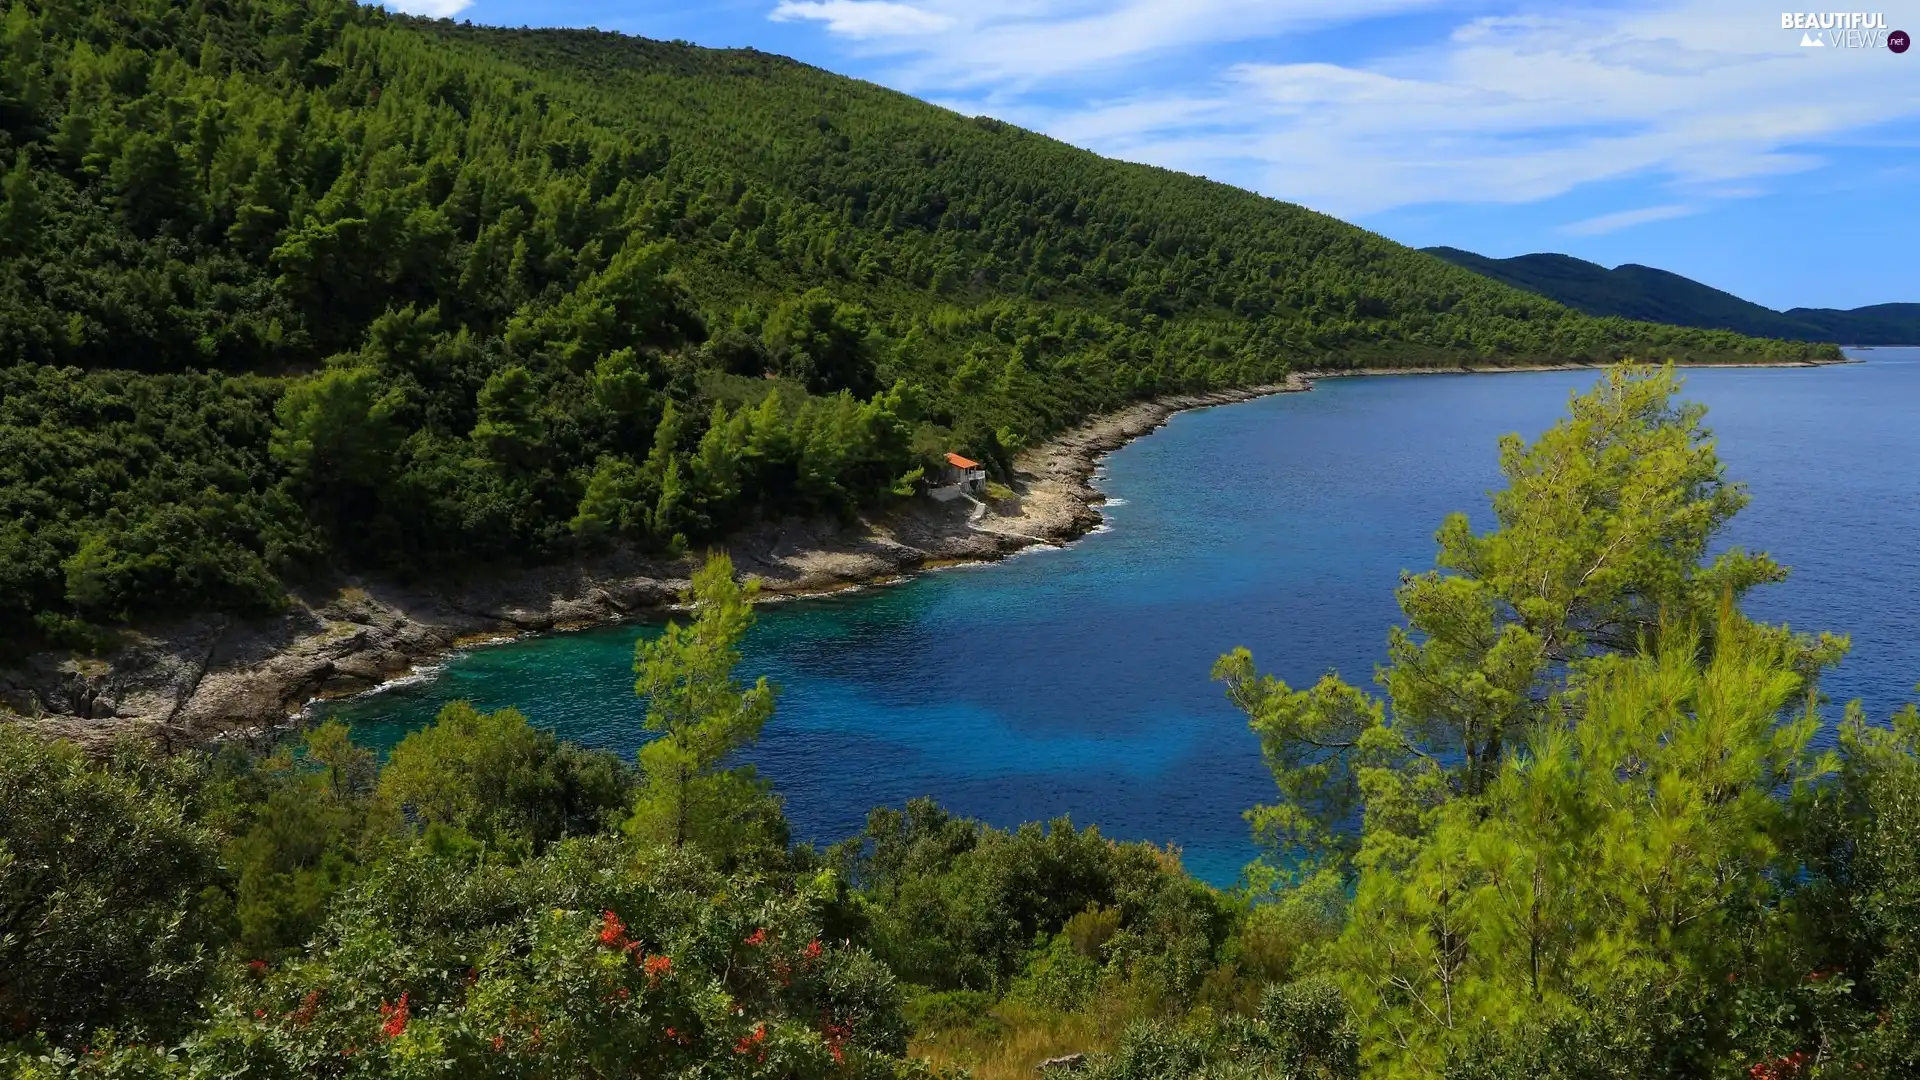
[0, 729, 227, 1044]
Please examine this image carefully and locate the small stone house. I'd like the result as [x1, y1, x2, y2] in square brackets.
[942, 452, 987, 493]
[928, 452, 988, 502]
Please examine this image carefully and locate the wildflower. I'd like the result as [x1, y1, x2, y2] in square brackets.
[253, 1008, 266, 1018]
[246, 959, 269, 977]
[744, 927, 767, 947]
[379, 992, 410, 1039]
[823, 1019, 853, 1065]
[804, 939, 823, 962]
[490, 1035, 505, 1052]
[292, 988, 321, 1026]
[734, 1023, 768, 1061]
[642, 953, 673, 986]
[599, 911, 630, 950]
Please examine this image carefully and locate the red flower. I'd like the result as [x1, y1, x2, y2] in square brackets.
[378, 993, 410, 1039]
[733, 1023, 768, 1061]
[744, 927, 768, 947]
[291, 988, 320, 1027]
[804, 939, 823, 962]
[823, 1019, 853, 1065]
[490, 1034, 505, 1052]
[599, 911, 630, 950]
[246, 959, 269, 977]
[642, 953, 673, 985]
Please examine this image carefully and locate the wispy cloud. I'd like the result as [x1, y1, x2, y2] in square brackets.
[770, 1, 954, 38]
[767, 0, 1920, 220]
[385, 0, 474, 16]
[1560, 203, 1698, 236]
[773, 0, 1450, 90]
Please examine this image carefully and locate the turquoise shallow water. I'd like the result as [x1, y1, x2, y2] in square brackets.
[331, 349, 1920, 886]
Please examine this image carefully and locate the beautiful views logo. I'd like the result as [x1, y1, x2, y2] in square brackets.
[1780, 11, 1909, 50]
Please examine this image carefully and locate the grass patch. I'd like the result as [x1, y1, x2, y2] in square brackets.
[908, 998, 1135, 1080]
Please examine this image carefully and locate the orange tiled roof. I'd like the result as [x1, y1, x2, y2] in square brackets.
[944, 452, 980, 469]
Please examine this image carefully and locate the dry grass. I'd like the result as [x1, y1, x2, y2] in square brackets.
[908, 1000, 1129, 1080]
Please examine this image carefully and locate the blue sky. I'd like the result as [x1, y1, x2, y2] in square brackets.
[390, 0, 1918, 310]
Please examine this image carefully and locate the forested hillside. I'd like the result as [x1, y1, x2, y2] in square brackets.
[1425, 246, 1920, 344]
[0, 0, 1836, 648]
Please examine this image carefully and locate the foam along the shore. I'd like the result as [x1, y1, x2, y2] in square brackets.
[1, 377, 1307, 746]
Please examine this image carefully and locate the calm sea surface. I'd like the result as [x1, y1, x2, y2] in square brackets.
[331, 349, 1920, 885]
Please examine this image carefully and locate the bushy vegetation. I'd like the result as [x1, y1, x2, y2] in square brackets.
[0, 553, 1236, 1079]
[0, 0, 1838, 649]
[5, 367, 1918, 1079]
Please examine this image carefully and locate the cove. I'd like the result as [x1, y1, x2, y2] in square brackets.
[330, 350, 1920, 886]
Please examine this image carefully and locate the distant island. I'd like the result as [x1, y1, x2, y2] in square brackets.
[1424, 246, 1920, 345]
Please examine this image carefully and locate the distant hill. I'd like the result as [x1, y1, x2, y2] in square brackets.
[1423, 248, 1920, 345]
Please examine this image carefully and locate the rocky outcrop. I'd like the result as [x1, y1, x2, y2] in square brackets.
[0, 378, 1305, 747]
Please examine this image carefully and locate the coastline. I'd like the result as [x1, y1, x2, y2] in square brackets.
[1300, 356, 1858, 378]
[0, 377, 1309, 747]
[0, 353, 1861, 746]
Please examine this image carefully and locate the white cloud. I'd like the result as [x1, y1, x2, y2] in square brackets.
[772, 0, 1449, 89]
[383, 0, 473, 16]
[770, 1, 954, 38]
[1560, 203, 1699, 236]
[770, 0, 1920, 219]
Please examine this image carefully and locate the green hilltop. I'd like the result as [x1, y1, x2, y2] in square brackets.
[1425, 246, 1920, 345]
[0, 0, 1837, 645]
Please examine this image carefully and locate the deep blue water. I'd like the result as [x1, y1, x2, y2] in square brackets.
[330, 349, 1920, 886]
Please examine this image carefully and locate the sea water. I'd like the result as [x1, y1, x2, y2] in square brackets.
[331, 349, 1920, 885]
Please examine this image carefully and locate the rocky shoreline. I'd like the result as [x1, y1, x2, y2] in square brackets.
[0, 354, 1858, 747]
[0, 377, 1309, 747]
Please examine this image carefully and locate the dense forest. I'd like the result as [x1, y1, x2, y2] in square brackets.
[0, 0, 1840, 650]
[1424, 247, 1920, 345]
[6, 367, 1919, 1080]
